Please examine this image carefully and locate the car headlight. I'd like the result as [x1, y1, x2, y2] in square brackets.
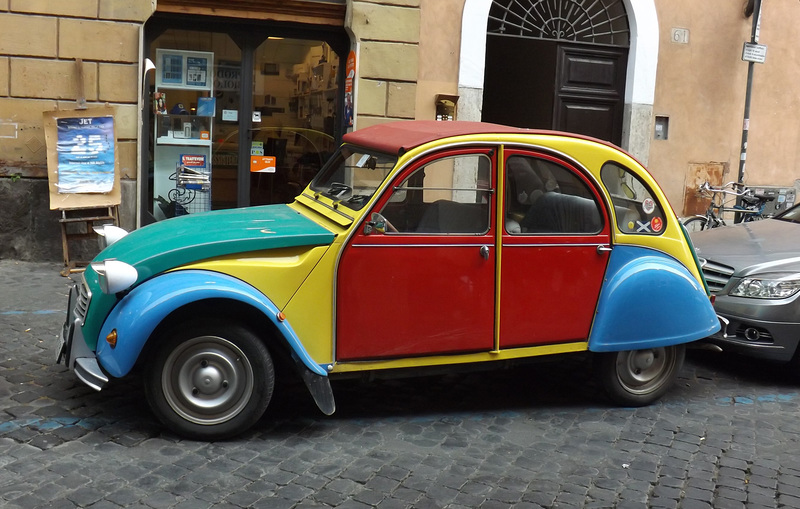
[91, 260, 138, 295]
[93, 224, 129, 250]
[729, 273, 800, 299]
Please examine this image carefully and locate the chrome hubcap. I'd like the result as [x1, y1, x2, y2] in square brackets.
[162, 336, 253, 426]
[616, 348, 672, 395]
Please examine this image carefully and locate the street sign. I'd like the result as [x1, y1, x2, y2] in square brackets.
[742, 42, 767, 63]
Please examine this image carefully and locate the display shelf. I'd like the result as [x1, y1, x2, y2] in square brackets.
[153, 49, 214, 220]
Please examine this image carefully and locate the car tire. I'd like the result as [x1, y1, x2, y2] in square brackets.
[594, 344, 685, 406]
[683, 216, 709, 232]
[144, 320, 274, 440]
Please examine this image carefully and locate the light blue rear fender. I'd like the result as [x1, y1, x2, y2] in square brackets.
[588, 246, 720, 352]
[95, 270, 327, 379]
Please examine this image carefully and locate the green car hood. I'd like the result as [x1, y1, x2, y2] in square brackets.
[91, 204, 335, 283]
[79, 204, 335, 349]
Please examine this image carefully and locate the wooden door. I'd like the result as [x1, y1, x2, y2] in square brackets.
[553, 44, 628, 145]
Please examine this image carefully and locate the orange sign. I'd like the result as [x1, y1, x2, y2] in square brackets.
[250, 156, 276, 173]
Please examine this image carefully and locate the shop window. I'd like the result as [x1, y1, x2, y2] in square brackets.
[146, 24, 344, 222]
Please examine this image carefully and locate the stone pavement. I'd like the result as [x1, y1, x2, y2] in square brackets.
[2, 259, 800, 508]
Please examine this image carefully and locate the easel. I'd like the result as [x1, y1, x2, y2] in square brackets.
[43, 62, 122, 277]
[59, 205, 119, 276]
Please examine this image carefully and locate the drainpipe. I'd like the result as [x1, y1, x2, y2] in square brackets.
[736, 0, 762, 222]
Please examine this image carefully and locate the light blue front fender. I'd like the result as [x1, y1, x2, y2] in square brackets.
[589, 246, 720, 352]
[95, 270, 328, 379]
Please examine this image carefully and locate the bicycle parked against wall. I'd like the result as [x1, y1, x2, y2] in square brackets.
[682, 181, 772, 232]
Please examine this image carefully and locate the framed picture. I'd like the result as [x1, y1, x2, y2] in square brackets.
[155, 49, 214, 90]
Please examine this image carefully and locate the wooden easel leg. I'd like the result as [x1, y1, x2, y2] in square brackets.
[60, 215, 73, 277]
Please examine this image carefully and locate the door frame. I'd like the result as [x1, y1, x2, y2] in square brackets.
[334, 147, 498, 361]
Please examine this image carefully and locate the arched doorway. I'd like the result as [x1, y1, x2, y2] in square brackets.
[481, 0, 629, 145]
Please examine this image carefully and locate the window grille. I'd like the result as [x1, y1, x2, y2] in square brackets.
[488, 0, 630, 47]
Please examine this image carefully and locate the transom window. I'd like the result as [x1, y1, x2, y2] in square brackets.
[487, 0, 630, 46]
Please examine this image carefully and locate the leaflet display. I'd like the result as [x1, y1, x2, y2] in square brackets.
[153, 49, 214, 220]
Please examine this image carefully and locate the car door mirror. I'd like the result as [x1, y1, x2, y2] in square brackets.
[364, 212, 387, 235]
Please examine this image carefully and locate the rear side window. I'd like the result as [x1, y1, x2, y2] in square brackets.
[505, 155, 603, 235]
[601, 162, 665, 234]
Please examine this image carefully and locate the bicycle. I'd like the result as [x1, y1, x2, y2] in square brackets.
[682, 181, 771, 232]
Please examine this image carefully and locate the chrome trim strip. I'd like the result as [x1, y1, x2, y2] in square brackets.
[397, 186, 494, 193]
[502, 243, 603, 248]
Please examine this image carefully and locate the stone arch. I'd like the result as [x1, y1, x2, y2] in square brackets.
[458, 0, 658, 162]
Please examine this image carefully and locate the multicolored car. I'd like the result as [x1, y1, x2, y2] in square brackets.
[57, 121, 720, 439]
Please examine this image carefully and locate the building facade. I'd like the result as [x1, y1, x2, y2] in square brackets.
[0, 0, 798, 261]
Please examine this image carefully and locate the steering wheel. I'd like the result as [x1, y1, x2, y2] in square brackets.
[328, 182, 352, 198]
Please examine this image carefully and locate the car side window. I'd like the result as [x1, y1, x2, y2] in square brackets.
[505, 155, 602, 234]
[600, 162, 666, 234]
[379, 153, 492, 234]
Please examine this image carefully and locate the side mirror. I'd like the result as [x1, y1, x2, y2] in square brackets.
[364, 212, 387, 235]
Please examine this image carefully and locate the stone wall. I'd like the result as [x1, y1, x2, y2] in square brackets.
[349, 0, 420, 129]
[1, 0, 429, 261]
[0, 0, 154, 261]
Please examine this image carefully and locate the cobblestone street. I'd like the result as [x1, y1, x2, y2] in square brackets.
[2, 259, 800, 508]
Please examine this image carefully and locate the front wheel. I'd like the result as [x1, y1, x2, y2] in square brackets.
[594, 344, 685, 406]
[144, 321, 274, 440]
[682, 216, 709, 233]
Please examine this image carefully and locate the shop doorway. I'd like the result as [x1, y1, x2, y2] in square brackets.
[142, 16, 348, 224]
[481, 0, 629, 145]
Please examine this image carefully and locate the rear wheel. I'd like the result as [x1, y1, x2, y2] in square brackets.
[595, 345, 685, 406]
[144, 320, 274, 440]
[682, 216, 709, 233]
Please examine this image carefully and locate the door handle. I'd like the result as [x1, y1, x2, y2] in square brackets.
[596, 245, 613, 254]
[480, 245, 490, 260]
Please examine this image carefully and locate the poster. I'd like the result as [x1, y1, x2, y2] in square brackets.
[155, 49, 214, 90]
[344, 51, 356, 128]
[43, 106, 121, 210]
[55, 116, 116, 194]
[160, 52, 183, 85]
[186, 57, 209, 87]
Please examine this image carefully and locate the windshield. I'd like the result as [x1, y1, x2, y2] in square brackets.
[309, 146, 397, 210]
[776, 203, 800, 223]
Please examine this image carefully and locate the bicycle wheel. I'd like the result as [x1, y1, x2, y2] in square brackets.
[683, 216, 709, 232]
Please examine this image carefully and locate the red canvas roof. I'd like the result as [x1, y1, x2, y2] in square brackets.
[342, 120, 537, 155]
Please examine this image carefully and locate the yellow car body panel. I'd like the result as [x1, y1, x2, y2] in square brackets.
[179, 246, 331, 310]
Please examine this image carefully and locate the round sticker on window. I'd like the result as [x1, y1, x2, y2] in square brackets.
[642, 198, 656, 215]
[651, 217, 663, 232]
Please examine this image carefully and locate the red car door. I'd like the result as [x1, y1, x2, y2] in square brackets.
[499, 151, 611, 348]
[336, 149, 496, 361]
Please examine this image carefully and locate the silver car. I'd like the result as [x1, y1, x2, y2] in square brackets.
[691, 204, 800, 362]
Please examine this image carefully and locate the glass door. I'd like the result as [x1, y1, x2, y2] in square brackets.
[247, 38, 340, 206]
[147, 29, 242, 220]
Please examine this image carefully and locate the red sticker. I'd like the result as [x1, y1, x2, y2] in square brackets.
[651, 217, 663, 232]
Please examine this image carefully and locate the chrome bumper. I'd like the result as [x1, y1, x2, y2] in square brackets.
[57, 283, 108, 391]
